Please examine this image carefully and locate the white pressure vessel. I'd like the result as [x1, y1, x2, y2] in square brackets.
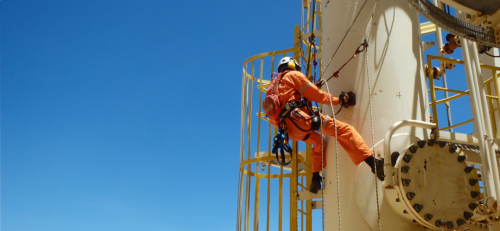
[320, 0, 429, 230]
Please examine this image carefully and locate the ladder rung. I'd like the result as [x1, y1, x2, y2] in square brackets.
[298, 209, 308, 215]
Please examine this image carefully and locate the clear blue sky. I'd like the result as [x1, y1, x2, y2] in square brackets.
[1, 1, 302, 230]
[1, 1, 481, 231]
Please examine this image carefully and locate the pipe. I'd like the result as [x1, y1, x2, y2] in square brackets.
[460, 36, 496, 198]
[470, 41, 500, 202]
[383, 120, 436, 187]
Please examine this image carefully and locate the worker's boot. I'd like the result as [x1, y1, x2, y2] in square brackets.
[309, 172, 322, 194]
[375, 158, 385, 181]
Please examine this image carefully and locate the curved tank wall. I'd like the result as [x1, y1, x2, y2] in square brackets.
[320, 0, 430, 230]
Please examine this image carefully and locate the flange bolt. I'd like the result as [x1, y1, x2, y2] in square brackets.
[457, 218, 466, 226]
[471, 191, 480, 198]
[438, 141, 447, 148]
[409, 146, 418, 153]
[464, 211, 474, 220]
[424, 214, 433, 221]
[417, 140, 426, 148]
[446, 221, 455, 229]
[458, 155, 467, 162]
[403, 154, 413, 163]
[413, 204, 423, 212]
[401, 166, 410, 173]
[435, 219, 445, 227]
[469, 203, 478, 210]
[449, 146, 457, 153]
[402, 179, 411, 186]
[465, 166, 474, 173]
[469, 179, 478, 186]
[406, 192, 416, 200]
[428, 139, 436, 146]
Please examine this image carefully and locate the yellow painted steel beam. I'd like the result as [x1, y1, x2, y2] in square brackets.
[290, 141, 299, 231]
[439, 119, 474, 131]
[306, 144, 312, 231]
[430, 92, 468, 106]
[238, 170, 307, 182]
[279, 165, 283, 231]
[428, 55, 440, 130]
[427, 55, 464, 65]
[243, 47, 298, 67]
[434, 86, 468, 94]
[428, 55, 500, 71]
[239, 154, 307, 168]
[420, 21, 437, 35]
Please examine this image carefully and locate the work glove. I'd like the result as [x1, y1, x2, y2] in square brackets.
[314, 79, 325, 87]
[339, 91, 356, 108]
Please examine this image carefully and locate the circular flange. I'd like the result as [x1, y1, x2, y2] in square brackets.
[396, 140, 478, 230]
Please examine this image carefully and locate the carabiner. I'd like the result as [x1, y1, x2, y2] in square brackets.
[356, 39, 369, 53]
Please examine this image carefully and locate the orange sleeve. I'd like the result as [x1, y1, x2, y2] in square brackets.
[283, 71, 339, 105]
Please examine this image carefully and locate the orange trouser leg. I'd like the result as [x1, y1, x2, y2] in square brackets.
[319, 114, 372, 165]
[302, 131, 326, 173]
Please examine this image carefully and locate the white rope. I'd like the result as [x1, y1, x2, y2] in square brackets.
[365, 47, 382, 231]
[363, 0, 382, 230]
[323, 83, 342, 231]
[317, 0, 381, 229]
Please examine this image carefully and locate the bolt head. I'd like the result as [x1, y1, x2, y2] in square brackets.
[464, 211, 474, 220]
[469, 203, 479, 210]
[406, 192, 416, 200]
[403, 154, 413, 163]
[471, 191, 480, 198]
[413, 204, 423, 212]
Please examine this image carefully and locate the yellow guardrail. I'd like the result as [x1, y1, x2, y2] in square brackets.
[237, 2, 323, 230]
[426, 55, 500, 137]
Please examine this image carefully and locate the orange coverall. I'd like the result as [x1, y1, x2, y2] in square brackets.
[269, 70, 372, 172]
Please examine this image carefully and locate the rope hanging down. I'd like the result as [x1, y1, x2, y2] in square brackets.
[320, 0, 372, 78]
[313, 0, 382, 230]
[316, 40, 368, 87]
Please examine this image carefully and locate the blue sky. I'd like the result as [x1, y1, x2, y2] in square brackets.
[1, 1, 483, 231]
[1, 0, 303, 230]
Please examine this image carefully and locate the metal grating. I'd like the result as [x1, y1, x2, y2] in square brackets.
[407, 0, 499, 48]
[454, 0, 500, 15]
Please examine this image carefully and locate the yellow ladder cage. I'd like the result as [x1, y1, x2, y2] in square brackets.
[236, 2, 323, 231]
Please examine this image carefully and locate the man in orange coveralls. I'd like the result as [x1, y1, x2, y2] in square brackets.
[269, 57, 384, 193]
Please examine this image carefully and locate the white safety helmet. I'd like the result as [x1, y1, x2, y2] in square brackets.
[277, 57, 301, 73]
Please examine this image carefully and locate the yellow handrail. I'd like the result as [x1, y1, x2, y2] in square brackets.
[426, 55, 499, 137]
